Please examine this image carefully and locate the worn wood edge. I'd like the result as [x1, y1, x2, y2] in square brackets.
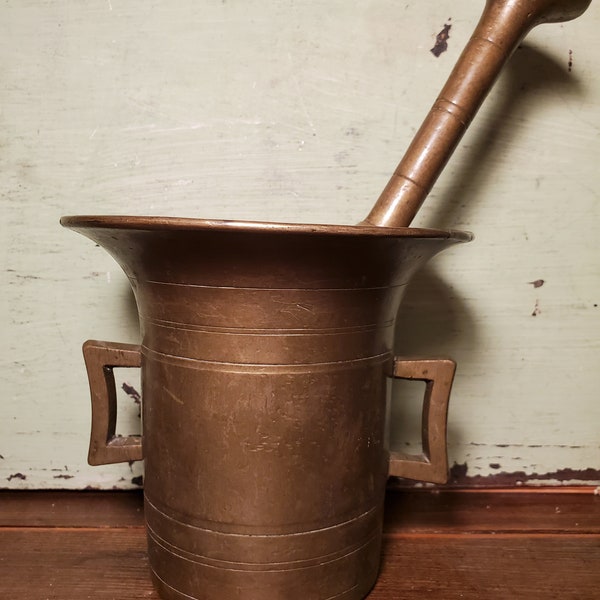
[384, 486, 600, 534]
[1, 487, 598, 533]
[388, 485, 600, 494]
[0, 489, 144, 528]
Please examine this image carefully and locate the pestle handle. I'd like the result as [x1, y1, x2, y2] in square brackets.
[362, 0, 592, 228]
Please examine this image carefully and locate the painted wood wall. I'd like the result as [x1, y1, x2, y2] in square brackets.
[2, 0, 598, 489]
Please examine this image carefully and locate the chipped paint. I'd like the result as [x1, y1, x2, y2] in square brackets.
[568, 49, 573, 72]
[447, 463, 600, 487]
[431, 19, 452, 57]
[122, 383, 141, 405]
[122, 382, 142, 418]
[529, 279, 545, 288]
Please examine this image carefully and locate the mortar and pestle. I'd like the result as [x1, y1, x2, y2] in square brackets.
[61, 1, 592, 599]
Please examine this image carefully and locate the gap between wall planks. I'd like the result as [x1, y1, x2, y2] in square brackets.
[0, 488, 599, 599]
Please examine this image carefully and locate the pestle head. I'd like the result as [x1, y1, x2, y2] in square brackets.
[510, 0, 592, 25]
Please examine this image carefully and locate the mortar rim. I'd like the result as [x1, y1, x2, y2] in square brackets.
[60, 215, 473, 242]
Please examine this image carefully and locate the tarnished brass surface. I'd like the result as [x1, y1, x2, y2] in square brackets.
[62, 216, 467, 599]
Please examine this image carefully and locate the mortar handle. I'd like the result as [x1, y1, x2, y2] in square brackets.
[388, 357, 456, 484]
[362, 0, 592, 228]
[82, 340, 143, 465]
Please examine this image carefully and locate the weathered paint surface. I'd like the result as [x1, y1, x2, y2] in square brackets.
[1, 1, 599, 489]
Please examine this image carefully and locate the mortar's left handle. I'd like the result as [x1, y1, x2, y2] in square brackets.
[82, 340, 143, 465]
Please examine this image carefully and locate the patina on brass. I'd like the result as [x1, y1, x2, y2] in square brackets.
[65, 218, 467, 600]
[62, 1, 591, 599]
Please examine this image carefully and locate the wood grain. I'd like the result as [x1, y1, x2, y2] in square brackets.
[1, 490, 599, 598]
[373, 536, 600, 599]
[0, 530, 598, 599]
[0, 530, 154, 599]
[383, 488, 600, 534]
[0, 491, 144, 528]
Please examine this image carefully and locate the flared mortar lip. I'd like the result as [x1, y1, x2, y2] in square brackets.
[60, 215, 473, 242]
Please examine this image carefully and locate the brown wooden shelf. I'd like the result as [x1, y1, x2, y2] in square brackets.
[1, 488, 599, 598]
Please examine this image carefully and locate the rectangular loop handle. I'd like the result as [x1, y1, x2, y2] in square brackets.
[82, 340, 143, 466]
[389, 358, 456, 484]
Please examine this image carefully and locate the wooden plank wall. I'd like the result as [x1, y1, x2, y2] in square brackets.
[1, 1, 599, 488]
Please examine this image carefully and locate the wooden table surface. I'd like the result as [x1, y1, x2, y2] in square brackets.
[1, 488, 599, 599]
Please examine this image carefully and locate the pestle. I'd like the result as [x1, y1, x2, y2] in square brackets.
[362, 0, 592, 229]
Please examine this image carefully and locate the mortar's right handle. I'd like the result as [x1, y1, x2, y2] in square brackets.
[389, 357, 456, 484]
[362, 0, 592, 229]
